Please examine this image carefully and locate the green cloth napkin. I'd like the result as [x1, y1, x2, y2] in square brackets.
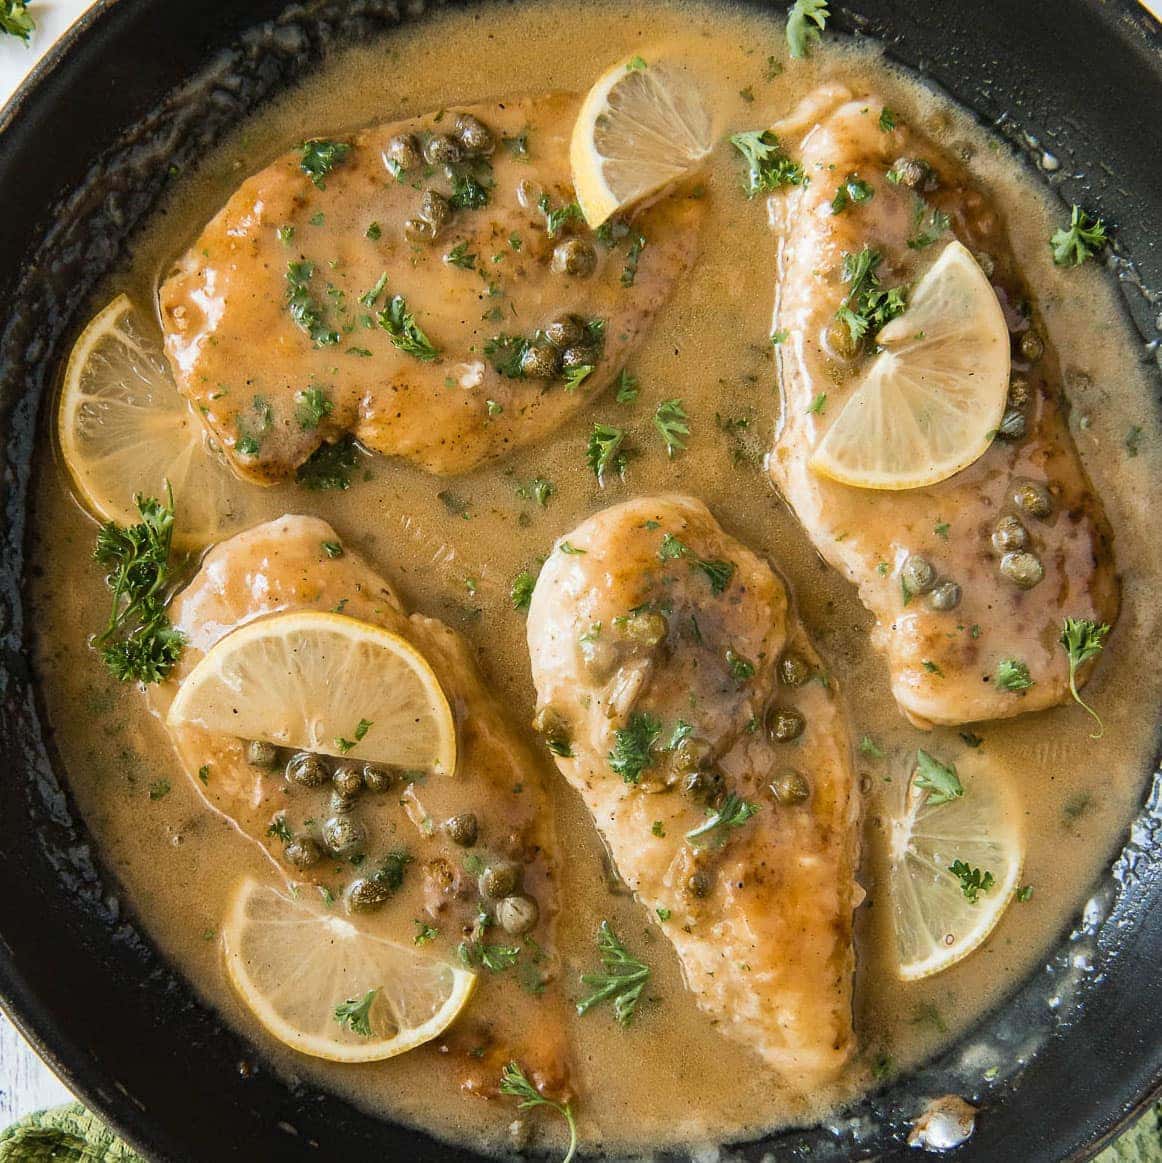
[1, 1099, 1158, 1160]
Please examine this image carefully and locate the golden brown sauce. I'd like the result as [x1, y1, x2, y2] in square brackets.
[28, 1, 1162, 1156]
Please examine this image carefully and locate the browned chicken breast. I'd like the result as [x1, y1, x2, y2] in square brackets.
[768, 86, 1117, 727]
[527, 495, 860, 1085]
[152, 515, 570, 1097]
[159, 94, 703, 482]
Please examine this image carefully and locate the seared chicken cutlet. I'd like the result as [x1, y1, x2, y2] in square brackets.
[527, 496, 860, 1083]
[153, 516, 570, 1096]
[159, 94, 703, 482]
[768, 86, 1117, 727]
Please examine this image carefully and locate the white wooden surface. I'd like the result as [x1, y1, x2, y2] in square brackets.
[1, 0, 1161, 1133]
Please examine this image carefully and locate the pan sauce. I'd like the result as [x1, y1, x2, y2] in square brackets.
[28, 0, 1162, 1155]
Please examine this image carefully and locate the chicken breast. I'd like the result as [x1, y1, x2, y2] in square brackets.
[526, 495, 859, 1084]
[159, 94, 702, 483]
[768, 86, 1118, 727]
[151, 515, 569, 1096]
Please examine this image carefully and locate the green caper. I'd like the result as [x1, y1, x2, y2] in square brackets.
[362, 764, 396, 793]
[322, 814, 366, 858]
[519, 342, 561, 380]
[1019, 330, 1044, 362]
[404, 216, 438, 244]
[454, 113, 495, 157]
[927, 581, 962, 611]
[283, 837, 323, 870]
[901, 555, 937, 596]
[551, 238, 597, 277]
[578, 632, 617, 679]
[687, 869, 714, 898]
[991, 515, 1028, 553]
[328, 790, 354, 817]
[346, 877, 392, 913]
[332, 764, 364, 801]
[1007, 376, 1030, 410]
[767, 705, 806, 743]
[672, 735, 712, 775]
[543, 314, 587, 349]
[532, 705, 572, 757]
[682, 766, 726, 805]
[560, 344, 597, 372]
[620, 610, 668, 647]
[996, 408, 1027, 441]
[496, 894, 539, 935]
[778, 652, 812, 687]
[384, 133, 420, 172]
[286, 751, 329, 787]
[420, 189, 451, 231]
[999, 550, 1045, 589]
[245, 740, 278, 768]
[479, 862, 522, 900]
[1012, 480, 1053, 519]
[444, 812, 479, 847]
[423, 133, 462, 166]
[770, 767, 810, 805]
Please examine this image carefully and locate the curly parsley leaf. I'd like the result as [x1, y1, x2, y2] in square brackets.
[377, 293, 439, 360]
[913, 749, 964, 806]
[949, 860, 995, 904]
[587, 422, 628, 484]
[786, 0, 829, 59]
[729, 130, 805, 197]
[295, 386, 333, 431]
[576, 921, 651, 1026]
[996, 657, 1034, 693]
[1060, 617, 1110, 738]
[511, 570, 536, 612]
[300, 139, 352, 188]
[835, 246, 907, 346]
[609, 711, 663, 784]
[499, 1062, 578, 1163]
[1050, 204, 1109, 267]
[286, 261, 339, 347]
[0, 0, 34, 41]
[296, 436, 359, 491]
[686, 792, 759, 847]
[830, 173, 874, 215]
[653, 398, 690, 457]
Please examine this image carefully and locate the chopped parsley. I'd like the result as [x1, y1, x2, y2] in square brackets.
[830, 173, 874, 215]
[321, 540, 343, 558]
[0, 0, 35, 41]
[879, 108, 897, 131]
[1060, 617, 1110, 738]
[484, 333, 528, 378]
[615, 369, 640, 403]
[563, 363, 594, 391]
[587, 422, 628, 484]
[729, 130, 805, 197]
[1050, 204, 1108, 267]
[286, 260, 339, 347]
[835, 246, 907, 346]
[576, 921, 651, 1026]
[653, 398, 690, 457]
[296, 436, 359, 491]
[445, 241, 477, 270]
[538, 194, 584, 238]
[449, 171, 490, 211]
[807, 392, 827, 415]
[515, 477, 555, 507]
[694, 557, 735, 595]
[299, 139, 351, 188]
[459, 939, 521, 973]
[511, 570, 536, 612]
[621, 231, 647, 287]
[907, 204, 951, 250]
[996, 658, 1034, 692]
[295, 386, 333, 431]
[414, 922, 439, 946]
[609, 711, 663, 784]
[786, 0, 829, 59]
[859, 734, 885, 759]
[725, 649, 755, 683]
[266, 814, 293, 844]
[377, 294, 439, 360]
[148, 779, 171, 801]
[333, 988, 379, 1036]
[913, 749, 964, 805]
[949, 860, 995, 904]
[499, 1062, 578, 1163]
[686, 793, 759, 847]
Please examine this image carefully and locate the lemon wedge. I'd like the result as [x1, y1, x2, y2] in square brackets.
[167, 611, 457, 774]
[890, 751, 1023, 981]
[222, 876, 475, 1062]
[810, 241, 1010, 490]
[570, 55, 712, 228]
[57, 294, 256, 548]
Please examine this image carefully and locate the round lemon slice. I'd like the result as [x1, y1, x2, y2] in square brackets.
[222, 876, 475, 1062]
[57, 294, 255, 548]
[890, 753, 1023, 981]
[570, 55, 713, 228]
[167, 611, 457, 774]
[810, 241, 1010, 490]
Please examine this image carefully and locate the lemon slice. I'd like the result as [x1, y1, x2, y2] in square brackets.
[570, 55, 712, 228]
[810, 241, 1010, 490]
[57, 294, 254, 548]
[167, 611, 457, 773]
[222, 876, 475, 1062]
[890, 753, 1023, 981]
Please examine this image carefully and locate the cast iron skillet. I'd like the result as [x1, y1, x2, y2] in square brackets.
[0, 1, 1159, 1159]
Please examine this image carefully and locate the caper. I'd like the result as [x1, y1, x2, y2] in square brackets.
[1007, 376, 1030, 410]
[901, 554, 937, 596]
[1019, 330, 1044, 362]
[347, 877, 392, 913]
[1012, 480, 1053, 519]
[767, 706, 806, 743]
[890, 156, 936, 190]
[404, 216, 438, 244]
[444, 812, 479, 848]
[362, 763, 396, 793]
[496, 894, 539, 935]
[384, 133, 420, 173]
[824, 318, 861, 360]
[332, 764, 364, 801]
[999, 550, 1044, 589]
[420, 189, 451, 230]
[560, 344, 597, 372]
[328, 790, 355, 817]
[672, 735, 712, 775]
[454, 113, 495, 157]
[620, 610, 668, 647]
[551, 238, 597, 277]
[245, 740, 278, 768]
[479, 862, 521, 900]
[927, 581, 962, 611]
[286, 751, 329, 787]
[770, 767, 810, 805]
[778, 652, 812, 687]
[543, 314, 587, 349]
[991, 515, 1028, 554]
[283, 836, 323, 870]
[682, 766, 726, 805]
[687, 869, 714, 898]
[996, 408, 1027, 441]
[532, 705, 572, 757]
[519, 342, 561, 380]
[579, 632, 618, 679]
[322, 814, 366, 858]
[423, 133, 463, 166]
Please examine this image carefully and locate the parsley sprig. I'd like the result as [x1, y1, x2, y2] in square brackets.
[729, 130, 805, 197]
[377, 293, 439, 360]
[499, 1061, 578, 1163]
[835, 246, 907, 346]
[1050, 205, 1108, 267]
[576, 921, 651, 1026]
[653, 398, 690, 457]
[912, 749, 964, 806]
[587, 422, 629, 484]
[333, 987, 379, 1036]
[686, 793, 759, 847]
[299, 139, 351, 188]
[609, 711, 663, 784]
[0, 0, 35, 41]
[786, 0, 829, 59]
[949, 860, 995, 904]
[1060, 617, 1111, 738]
[92, 488, 185, 685]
